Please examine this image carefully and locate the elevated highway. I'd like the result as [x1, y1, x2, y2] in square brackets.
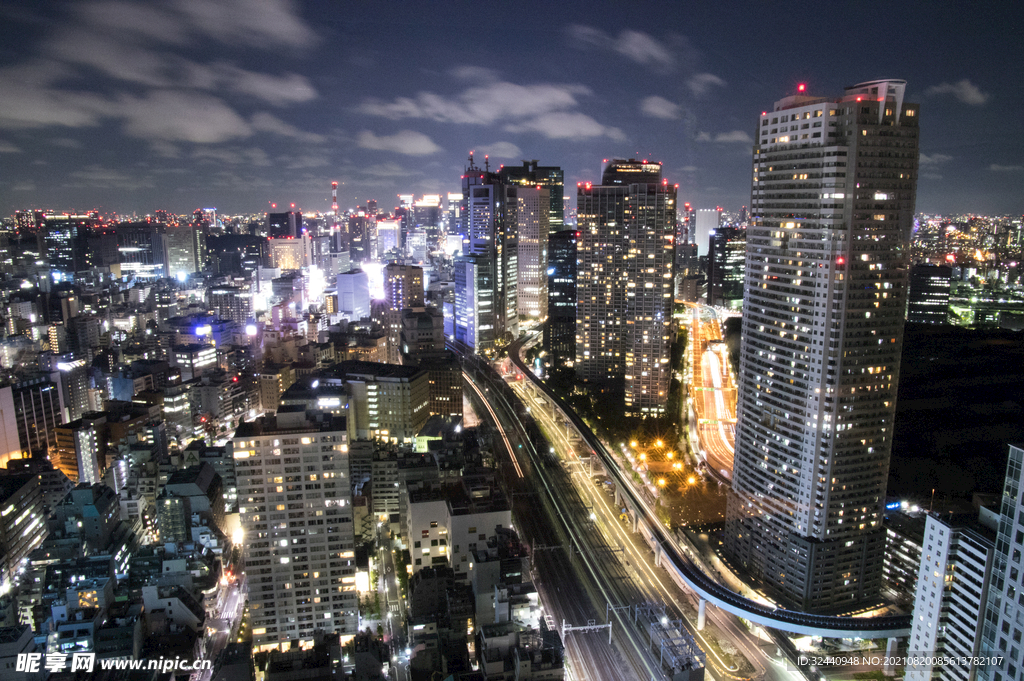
[505, 335, 911, 639]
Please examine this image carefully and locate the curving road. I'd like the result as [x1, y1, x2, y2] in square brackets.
[687, 304, 737, 482]
[505, 334, 912, 639]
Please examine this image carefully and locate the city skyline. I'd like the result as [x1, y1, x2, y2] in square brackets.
[0, 1, 1022, 217]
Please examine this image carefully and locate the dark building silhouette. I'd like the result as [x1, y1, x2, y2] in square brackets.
[707, 225, 746, 309]
[544, 229, 577, 365]
[907, 264, 952, 324]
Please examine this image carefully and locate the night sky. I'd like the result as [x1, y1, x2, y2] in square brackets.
[1, 0, 1022, 217]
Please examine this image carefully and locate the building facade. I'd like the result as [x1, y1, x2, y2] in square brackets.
[979, 444, 1024, 681]
[513, 187, 550, 320]
[232, 409, 358, 649]
[575, 160, 676, 418]
[906, 513, 995, 681]
[724, 80, 920, 612]
[545, 230, 577, 366]
[707, 225, 746, 309]
[907, 263, 952, 324]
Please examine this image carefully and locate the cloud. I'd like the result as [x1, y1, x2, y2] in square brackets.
[362, 162, 415, 177]
[450, 66, 499, 82]
[476, 142, 522, 159]
[921, 173, 943, 180]
[0, 140, 21, 153]
[919, 153, 953, 165]
[360, 79, 622, 141]
[50, 138, 83, 149]
[12, 181, 36, 191]
[695, 130, 753, 144]
[925, 79, 989, 105]
[215, 66, 317, 105]
[568, 25, 673, 66]
[687, 73, 726, 97]
[680, 166, 698, 173]
[118, 91, 252, 143]
[0, 62, 109, 129]
[506, 112, 624, 141]
[641, 96, 680, 120]
[990, 164, 1024, 172]
[284, 154, 330, 170]
[172, 0, 318, 48]
[251, 112, 325, 143]
[356, 130, 441, 156]
[192, 146, 271, 167]
[714, 131, 752, 144]
[360, 82, 590, 125]
[66, 164, 155, 190]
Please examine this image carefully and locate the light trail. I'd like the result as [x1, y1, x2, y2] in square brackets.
[513, 378, 745, 679]
[464, 370, 524, 478]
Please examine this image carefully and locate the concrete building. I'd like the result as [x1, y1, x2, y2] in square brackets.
[544, 230, 577, 366]
[336, 270, 371, 322]
[906, 513, 995, 681]
[0, 474, 47, 592]
[979, 444, 1024, 681]
[725, 79, 920, 612]
[232, 408, 357, 649]
[327, 361, 430, 443]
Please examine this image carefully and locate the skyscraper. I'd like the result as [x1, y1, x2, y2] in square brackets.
[545, 229, 577, 365]
[707, 225, 746, 309]
[454, 155, 518, 352]
[514, 187, 550, 320]
[725, 79, 919, 612]
[498, 160, 565, 234]
[383, 264, 424, 365]
[267, 211, 300, 239]
[575, 160, 676, 418]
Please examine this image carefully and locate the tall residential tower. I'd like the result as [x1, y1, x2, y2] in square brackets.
[575, 160, 676, 418]
[725, 80, 919, 612]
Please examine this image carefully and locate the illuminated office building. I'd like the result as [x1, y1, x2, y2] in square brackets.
[498, 160, 565, 234]
[514, 187, 550, 320]
[454, 155, 518, 352]
[725, 79, 919, 612]
[907, 263, 951, 324]
[575, 160, 675, 418]
[707, 225, 746, 309]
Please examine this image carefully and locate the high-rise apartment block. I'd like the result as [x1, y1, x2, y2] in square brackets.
[232, 409, 358, 649]
[575, 160, 676, 418]
[725, 80, 919, 612]
[906, 513, 995, 681]
[979, 444, 1024, 681]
